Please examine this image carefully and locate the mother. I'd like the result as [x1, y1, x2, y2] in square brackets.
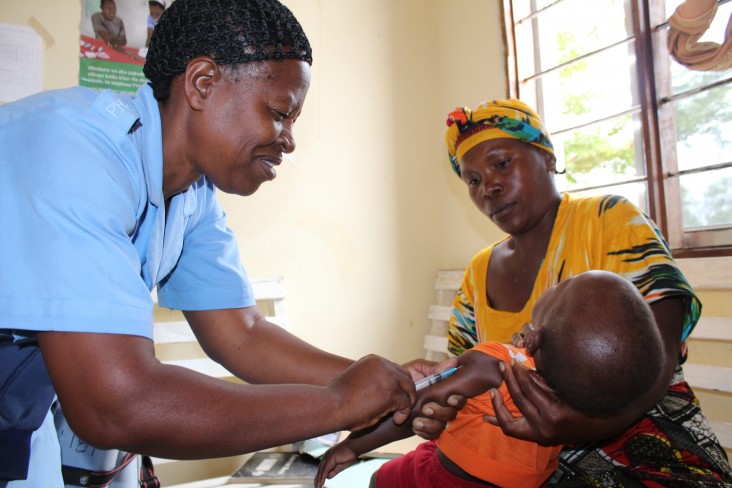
[444, 99, 732, 485]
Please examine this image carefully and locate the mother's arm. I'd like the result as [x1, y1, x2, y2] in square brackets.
[485, 296, 684, 445]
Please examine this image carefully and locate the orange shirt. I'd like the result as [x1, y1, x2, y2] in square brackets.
[436, 342, 562, 487]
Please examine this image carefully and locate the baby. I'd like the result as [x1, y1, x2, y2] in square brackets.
[316, 270, 662, 487]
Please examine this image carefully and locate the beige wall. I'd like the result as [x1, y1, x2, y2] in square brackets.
[228, 0, 507, 362]
[0, 0, 507, 364]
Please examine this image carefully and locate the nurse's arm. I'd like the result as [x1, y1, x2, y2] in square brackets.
[186, 307, 465, 435]
[184, 307, 352, 385]
[37, 328, 416, 460]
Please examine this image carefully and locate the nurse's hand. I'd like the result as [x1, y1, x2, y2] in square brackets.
[402, 357, 466, 439]
[327, 354, 416, 432]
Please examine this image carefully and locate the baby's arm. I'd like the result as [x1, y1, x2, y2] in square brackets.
[314, 349, 504, 487]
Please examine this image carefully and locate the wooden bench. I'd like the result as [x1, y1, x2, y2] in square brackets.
[677, 257, 732, 455]
[423, 269, 461, 362]
[151, 276, 289, 486]
[153, 275, 288, 379]
[423, 260, 732, 456]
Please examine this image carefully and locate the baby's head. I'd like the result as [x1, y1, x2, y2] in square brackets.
[524, 270, 661, 418]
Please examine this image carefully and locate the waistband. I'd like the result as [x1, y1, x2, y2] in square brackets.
[0, 329, 38, 345]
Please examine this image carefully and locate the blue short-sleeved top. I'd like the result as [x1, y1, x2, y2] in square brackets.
[0, 84, 255, 339]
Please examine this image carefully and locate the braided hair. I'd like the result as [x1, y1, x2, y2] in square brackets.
[144, 0, 312, 101]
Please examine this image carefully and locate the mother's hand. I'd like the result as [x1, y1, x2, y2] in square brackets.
[402, 357, 467, 440]
[483, 359, 573, 445]
[510, 322, 535, 349]
[483, 360, 632, 445]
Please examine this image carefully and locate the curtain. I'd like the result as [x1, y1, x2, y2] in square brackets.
[667, 0, 732, 71]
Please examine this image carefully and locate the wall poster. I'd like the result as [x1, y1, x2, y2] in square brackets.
[79, 0, 168, 94]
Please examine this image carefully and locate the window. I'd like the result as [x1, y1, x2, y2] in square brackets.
[503, 0, 732, 256]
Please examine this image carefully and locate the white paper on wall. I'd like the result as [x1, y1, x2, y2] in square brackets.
[0, 22, 42, 104]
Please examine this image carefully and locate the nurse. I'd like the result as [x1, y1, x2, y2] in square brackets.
[0, 0, 459, 485]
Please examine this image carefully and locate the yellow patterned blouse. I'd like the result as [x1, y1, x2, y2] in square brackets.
[448, 193, 701, 361]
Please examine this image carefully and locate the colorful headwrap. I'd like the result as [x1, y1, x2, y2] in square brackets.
[445, 99, 554, 177]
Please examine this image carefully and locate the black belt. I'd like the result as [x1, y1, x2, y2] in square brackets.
[0, 329, 37, 345]
[62, 453, 160, 488]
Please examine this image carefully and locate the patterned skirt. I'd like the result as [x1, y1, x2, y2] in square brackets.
[547, 367, 732, 487]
